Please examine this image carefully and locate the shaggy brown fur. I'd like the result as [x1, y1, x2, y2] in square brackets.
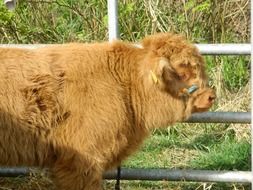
[0, 33, 215, 190]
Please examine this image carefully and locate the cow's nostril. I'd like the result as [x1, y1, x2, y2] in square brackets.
[208, 95, 216, 102]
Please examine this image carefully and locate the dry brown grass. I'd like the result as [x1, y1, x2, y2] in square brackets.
[0, 170, 54, 190]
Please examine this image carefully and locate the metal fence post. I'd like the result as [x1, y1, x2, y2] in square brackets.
[107, 0, 119, 41]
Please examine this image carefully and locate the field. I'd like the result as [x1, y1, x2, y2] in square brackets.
[0, 0, 251, 189]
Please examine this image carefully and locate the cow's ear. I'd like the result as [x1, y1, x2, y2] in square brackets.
[145, 57, 169, 85]
[157, 58, 189, 96]
[145, 57, 185, 97]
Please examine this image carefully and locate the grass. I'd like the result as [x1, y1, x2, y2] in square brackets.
[191, 140, 251, 171]
[126, 124, 251, 171]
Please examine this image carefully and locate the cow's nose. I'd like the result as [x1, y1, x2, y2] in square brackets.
[208, 93, 216, 104]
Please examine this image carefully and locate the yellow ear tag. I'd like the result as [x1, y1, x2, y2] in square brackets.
[150, 70, 158, 84]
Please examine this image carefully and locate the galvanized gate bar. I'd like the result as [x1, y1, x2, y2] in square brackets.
[0, 167, 30, 177]
[0, 167, 251, 183]
[187, 112, 251, 123]
[0, 44, 251, 55]
[107, 0, 119, 41]
[104, 168, 252, 183]
[195, 44, 251, 55]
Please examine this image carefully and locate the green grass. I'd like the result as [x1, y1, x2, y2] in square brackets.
[123, 124, 250, 171]
[205, 56, 250, 92]
[191, 140, 251, 171]
[104, 181, 251, 190]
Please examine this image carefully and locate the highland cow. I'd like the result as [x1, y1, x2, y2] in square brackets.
[0, 33, 215, 190]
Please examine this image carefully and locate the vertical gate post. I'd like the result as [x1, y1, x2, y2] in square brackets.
[107, 0, 119, 41]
